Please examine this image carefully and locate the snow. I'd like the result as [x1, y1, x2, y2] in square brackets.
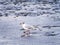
[0, 2, 60, 45]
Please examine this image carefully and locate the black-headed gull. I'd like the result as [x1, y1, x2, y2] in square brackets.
[20, 22, 41, 30]
[20, 22, 41, 37]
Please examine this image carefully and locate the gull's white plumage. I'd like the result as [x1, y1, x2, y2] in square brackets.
[20, 22, 37, 30]
[20, 22, 41, 37]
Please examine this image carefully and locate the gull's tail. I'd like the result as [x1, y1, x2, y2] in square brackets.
[32, 25, 42, 31]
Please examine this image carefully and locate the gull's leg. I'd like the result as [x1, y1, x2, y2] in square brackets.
[24, 30, 30, 37]
[21, 30, 30, 37]
[21, 31, 25, 37]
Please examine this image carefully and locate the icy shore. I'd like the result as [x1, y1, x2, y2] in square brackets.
[0, 2, 60, 16]
[0, 2, 60, 45]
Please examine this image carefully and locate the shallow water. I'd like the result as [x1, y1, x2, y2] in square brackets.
[0, 2, 60, 45]
[0, 16, 60, 45]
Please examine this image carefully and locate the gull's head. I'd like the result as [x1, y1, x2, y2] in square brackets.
[20, 22, 25, 25]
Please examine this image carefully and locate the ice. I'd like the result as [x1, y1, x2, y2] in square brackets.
[0, 2, 60, 45]
[0, 15, 60, 45]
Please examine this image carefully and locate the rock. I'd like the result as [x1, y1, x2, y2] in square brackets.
[44, 31, 59, 36]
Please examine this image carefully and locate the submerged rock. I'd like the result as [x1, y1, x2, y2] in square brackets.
[44, 31, 59, 36]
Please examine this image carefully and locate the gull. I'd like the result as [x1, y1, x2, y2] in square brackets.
[20, 22, 41, 30]
[19, 22, 41, 37]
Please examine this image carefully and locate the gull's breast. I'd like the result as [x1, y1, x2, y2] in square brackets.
[22, 24, 33, 30]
